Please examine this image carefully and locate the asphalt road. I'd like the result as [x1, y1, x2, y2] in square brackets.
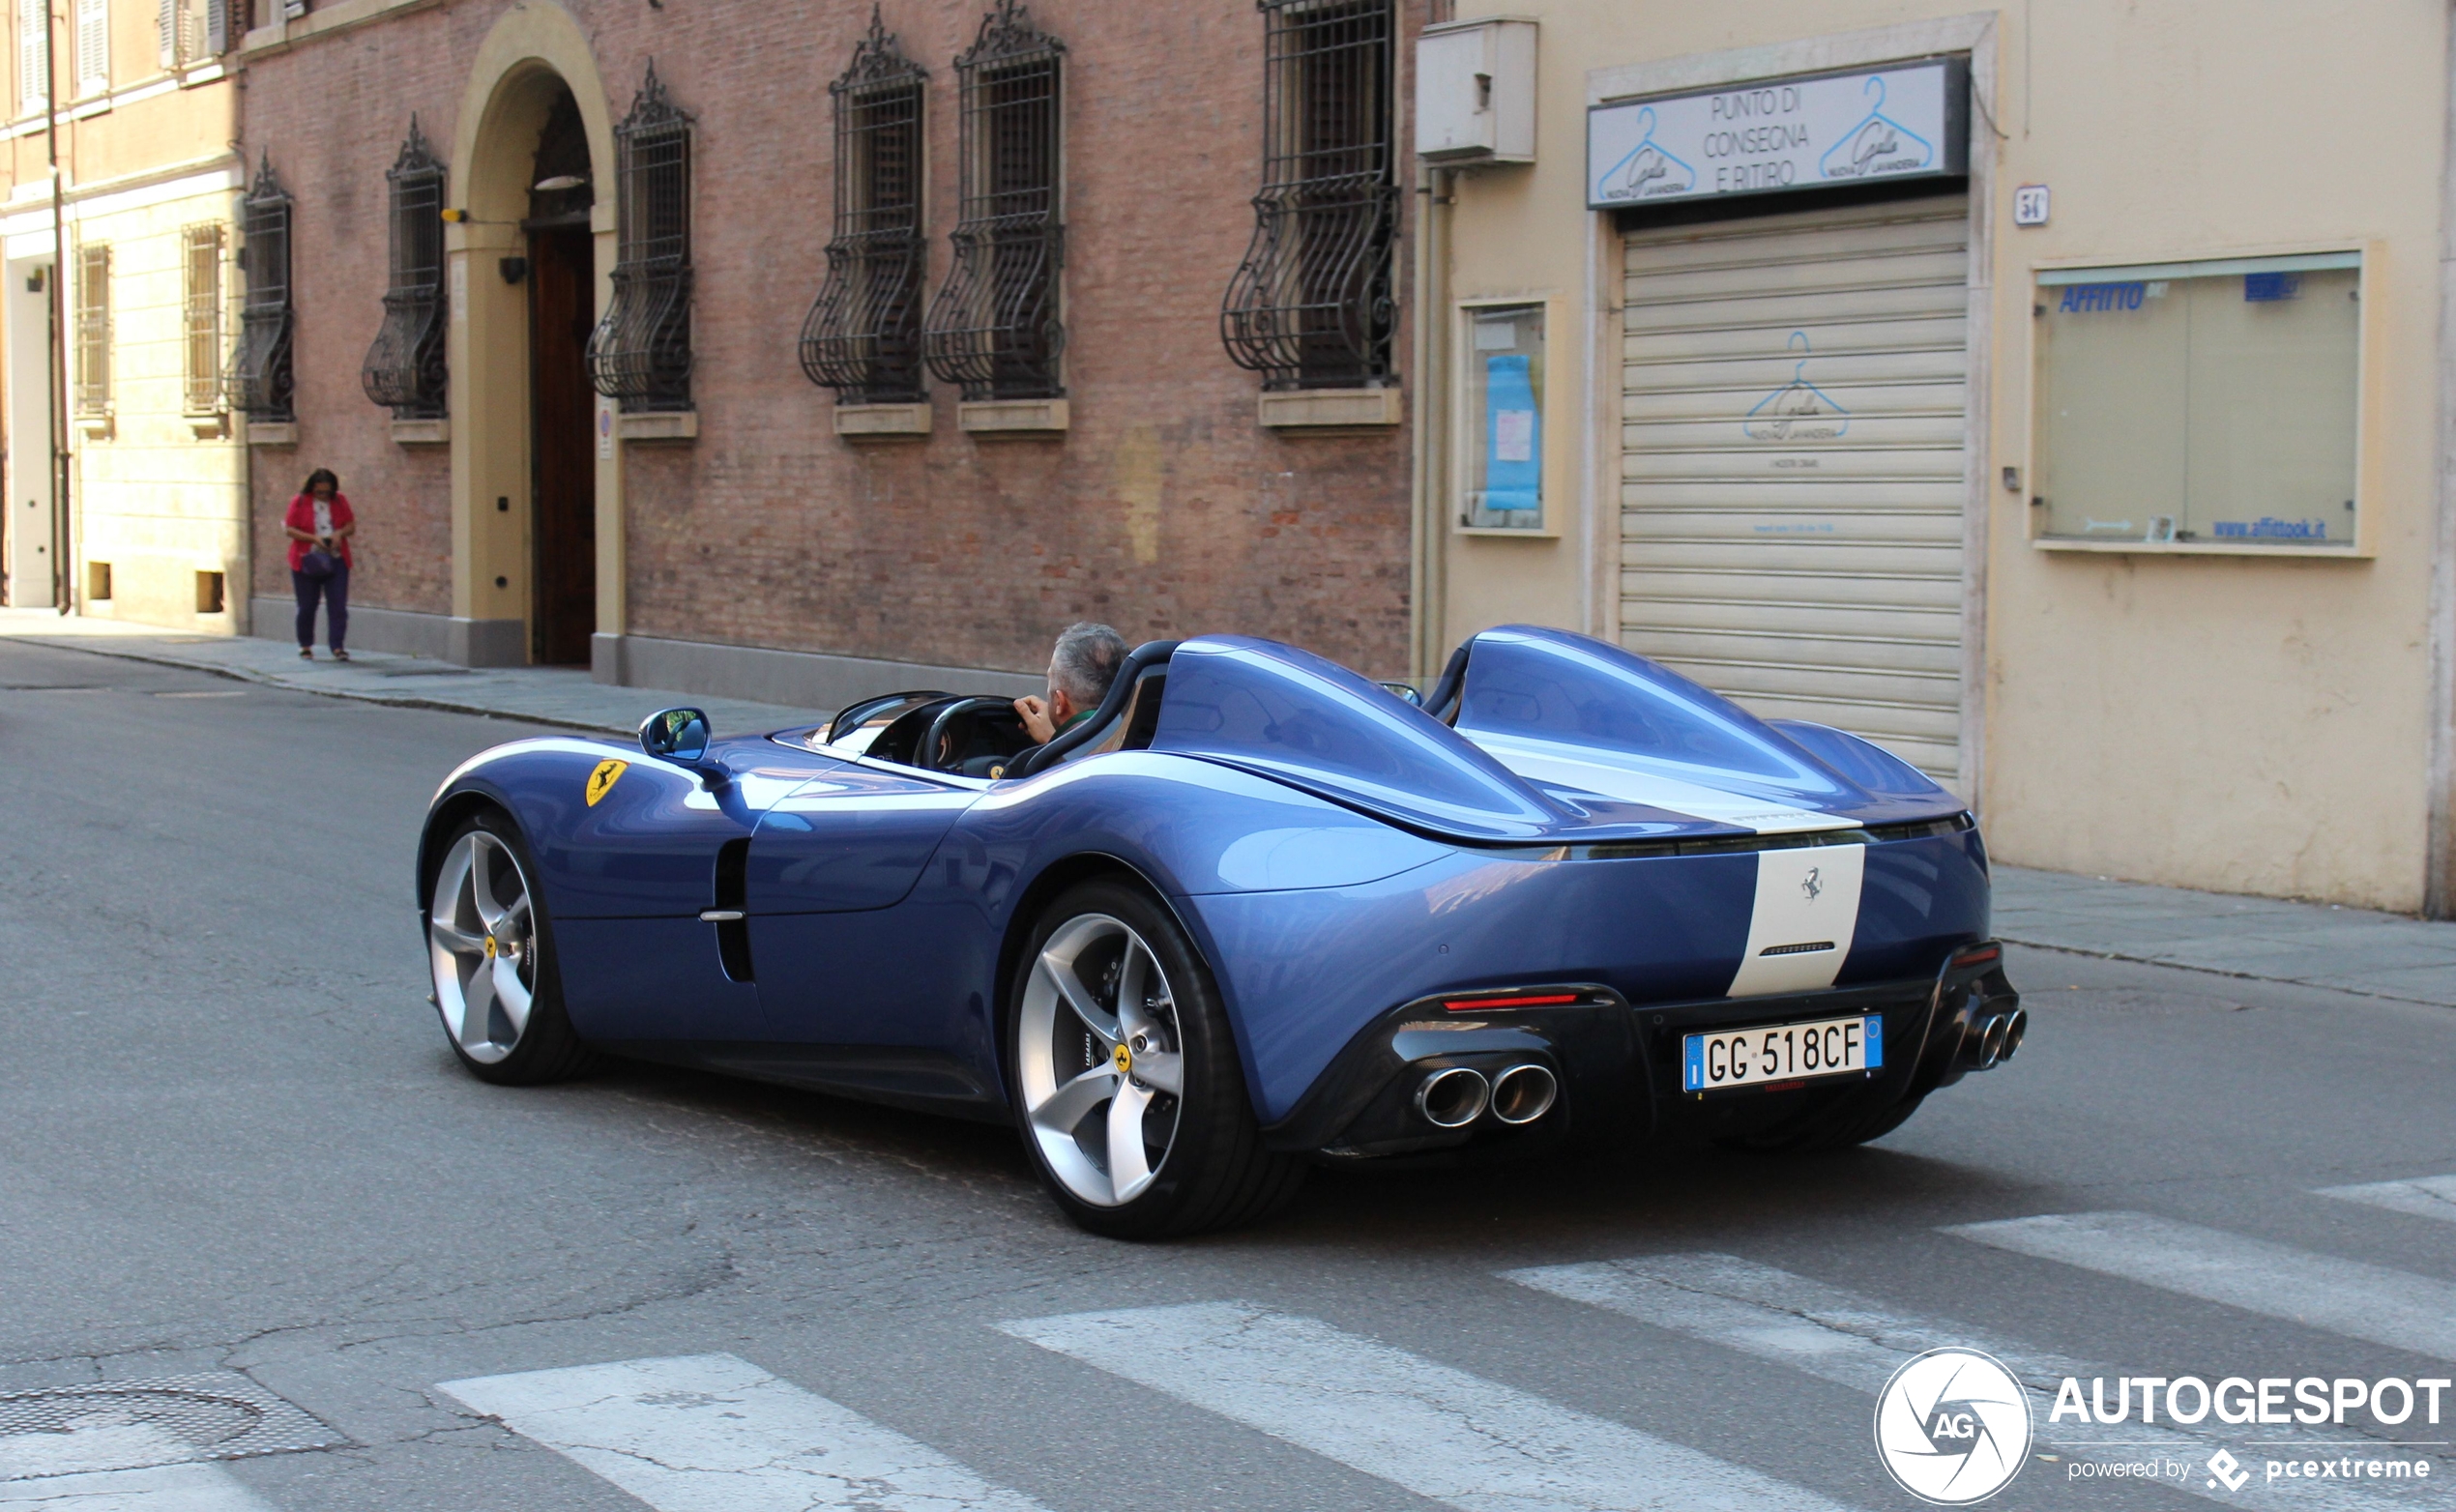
[3, 636, 2452, 1512]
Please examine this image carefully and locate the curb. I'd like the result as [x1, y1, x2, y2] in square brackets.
[6, 633, 635, 736]
[1997, 934, 2456, 1010]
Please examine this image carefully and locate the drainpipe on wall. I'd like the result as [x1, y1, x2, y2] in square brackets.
[1409, 161, 1452, 680]
[44, 0, 69, 616]
[2425, 3, 2456, 918]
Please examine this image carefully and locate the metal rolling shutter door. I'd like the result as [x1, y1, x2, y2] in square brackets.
[1621, 197, 1970, 785]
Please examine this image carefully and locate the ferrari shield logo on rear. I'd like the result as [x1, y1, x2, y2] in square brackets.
[585, 759, 629, 807]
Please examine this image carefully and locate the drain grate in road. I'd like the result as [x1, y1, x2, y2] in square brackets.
[0, 1372, 345, 1481]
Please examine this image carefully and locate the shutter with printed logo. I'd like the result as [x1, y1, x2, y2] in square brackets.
[1620, 197, 1971, 786]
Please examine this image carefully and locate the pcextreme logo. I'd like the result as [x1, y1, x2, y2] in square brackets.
[1874, 1349, 2033, 1504]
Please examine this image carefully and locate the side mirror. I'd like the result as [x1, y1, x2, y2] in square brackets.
[639, 707, 712, 763]
[1378, 681, 1424, 708]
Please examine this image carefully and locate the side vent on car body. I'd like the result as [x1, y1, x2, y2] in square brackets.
[712, 838, 753, 983]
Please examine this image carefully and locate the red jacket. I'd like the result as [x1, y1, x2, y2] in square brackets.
[284, 493, 356, 571]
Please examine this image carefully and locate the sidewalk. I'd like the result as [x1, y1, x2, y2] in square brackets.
[1993, 866, 2456, 1008]
[9, 610, 2454, 1010]
[0, 610, 829, 737]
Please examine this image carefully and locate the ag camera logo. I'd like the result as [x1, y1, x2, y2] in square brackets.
[1874, 1348, 2033, 1503]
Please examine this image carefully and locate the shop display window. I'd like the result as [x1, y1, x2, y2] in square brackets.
[2034, 252, 2360, 549]
[1463, 303, 1545, 530]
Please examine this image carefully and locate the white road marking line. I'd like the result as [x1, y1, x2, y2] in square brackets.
[2318, 1175, 2456, 1225]
[1505, 1254, 2429, 1512]
[0, 1462, 276, 1509]
[437, 1353, 1048, 1512]
[1000, 1300, 1854, 1512]
[1944, 1211, 2456, 1362]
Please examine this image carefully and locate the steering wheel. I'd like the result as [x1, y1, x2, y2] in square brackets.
[922, 697, 1018, 774]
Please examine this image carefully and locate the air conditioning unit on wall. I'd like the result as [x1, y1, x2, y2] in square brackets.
[1417, 17, 1536, 166]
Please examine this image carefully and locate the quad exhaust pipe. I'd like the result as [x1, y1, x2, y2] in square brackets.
[1489, 1063, 1558, 1124]
[1415, 1066, 1488, 1127]
[1414, 1062, 1558, 1129]
[1970, 1007, 2028, 1069]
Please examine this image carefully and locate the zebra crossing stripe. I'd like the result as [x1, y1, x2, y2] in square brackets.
[999, 1300, 1855, 1512]
[1944, 1211, 2456, 1362]
[2318, 1175, 2456, 1225]
[0, 1462, 275, 1510]
[1504, 1254, 2424, 1512]
[437, 1353, 1049, 1512]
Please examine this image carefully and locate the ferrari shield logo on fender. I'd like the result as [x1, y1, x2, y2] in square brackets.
[585, 759, 629, 807]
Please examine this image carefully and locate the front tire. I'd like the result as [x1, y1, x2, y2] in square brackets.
[1008, 880, 1304, 1238]
[424, 810, 593, 1086]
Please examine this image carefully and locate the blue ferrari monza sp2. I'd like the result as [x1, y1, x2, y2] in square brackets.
[418, 626, 2021, 1236]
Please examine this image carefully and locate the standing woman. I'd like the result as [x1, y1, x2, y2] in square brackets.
[284, 469, 356, 661]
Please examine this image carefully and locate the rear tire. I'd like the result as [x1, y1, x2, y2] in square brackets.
[1007, 879, 1305, 1238]
[424, 809, 595, 1086]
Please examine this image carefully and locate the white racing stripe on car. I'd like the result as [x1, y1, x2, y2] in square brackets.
[1504, 1255, 2430, 1512]
[1462, 733, 1852, 835]
[999, 1300, 1855, 1512]
[1728, 844, 1864, 996]
[1944, 1212, 2456, 1361]
[438, 1353, 1049, 1512]
[2317, 1175, 2456, 1226]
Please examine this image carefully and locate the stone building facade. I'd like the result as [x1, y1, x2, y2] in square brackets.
[234, 0, 1421, 700]
[0, 0, 247, 631]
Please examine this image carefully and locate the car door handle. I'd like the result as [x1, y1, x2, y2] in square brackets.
[699, 909, 745, 922]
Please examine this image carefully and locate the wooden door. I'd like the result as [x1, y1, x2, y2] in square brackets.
[530, 226, 597, 665]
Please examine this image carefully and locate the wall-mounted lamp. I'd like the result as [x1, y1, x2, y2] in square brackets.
[532, 175, 588, 192]
[499, 256, 530, 285]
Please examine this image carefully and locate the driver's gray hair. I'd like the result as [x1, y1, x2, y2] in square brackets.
[1050, 622, 1128, 708]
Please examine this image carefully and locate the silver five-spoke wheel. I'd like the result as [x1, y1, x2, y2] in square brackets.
[1016, 913, 1185, 1206]
[427, 829, 538, 1064]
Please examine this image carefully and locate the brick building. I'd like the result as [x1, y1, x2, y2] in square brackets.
[230, 0, 1421, 701]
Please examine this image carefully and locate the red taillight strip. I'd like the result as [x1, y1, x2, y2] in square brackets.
[1951, 945, 2002, 969]
[1443, 993, 1582, 1012]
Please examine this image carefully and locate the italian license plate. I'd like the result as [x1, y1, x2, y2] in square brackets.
[1682, 1014, 1882, 1093]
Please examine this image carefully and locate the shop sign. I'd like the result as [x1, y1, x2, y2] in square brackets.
[1588, 58, 1968, 211]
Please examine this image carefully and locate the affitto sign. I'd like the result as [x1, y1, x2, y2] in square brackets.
[1588, 58, 1970, 211]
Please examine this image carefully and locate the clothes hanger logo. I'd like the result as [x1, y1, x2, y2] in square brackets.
[1819, 75, 1935, 181]
[1595, 106, 1696, 202]
[1744, 333, 1850, 442]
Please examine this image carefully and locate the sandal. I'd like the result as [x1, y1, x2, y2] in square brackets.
[332, 649, 351, 662]
[298, 648, 313, 660]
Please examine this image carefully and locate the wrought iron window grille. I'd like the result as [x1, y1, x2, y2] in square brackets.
[587, 61, 694, 414]
[800, 7, 928, 406]
[1220, 0, 1399, 392]
[921, 0, 1065, 402]
[361, 117, 448, 419]
[225, 153, 294, 420]
[73, 242, 109, 416]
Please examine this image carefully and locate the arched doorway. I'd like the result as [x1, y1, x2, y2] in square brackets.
[446, 6, 621, 671]
[525, 87, 596, 665]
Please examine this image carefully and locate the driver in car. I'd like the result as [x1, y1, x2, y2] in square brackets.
[1014, 621, 1127, 749]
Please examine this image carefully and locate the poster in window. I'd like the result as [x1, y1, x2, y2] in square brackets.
[1466, 305, 1544, 529]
